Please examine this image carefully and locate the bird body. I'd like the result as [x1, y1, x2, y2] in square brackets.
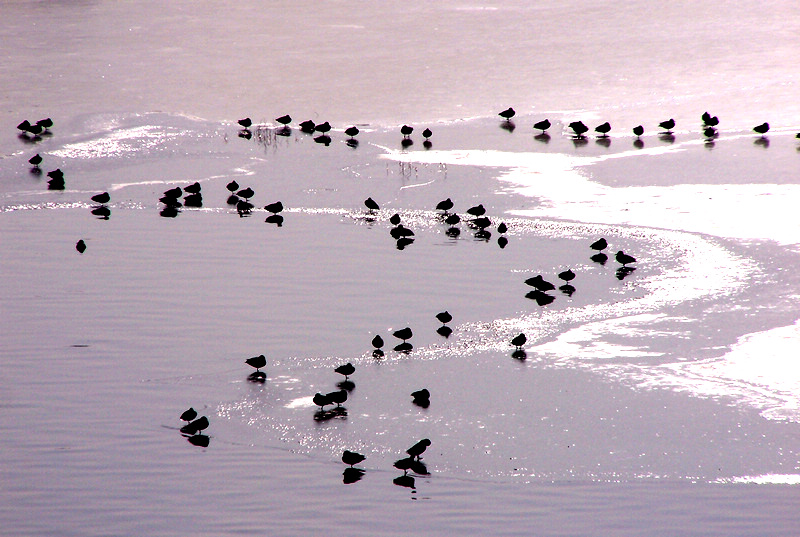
[445, 213, 460, 226]
[180, 416, 209, 435]
[29, 153, 42, 167]
[299, 120, 316, 132]
[511, 333, 527, 349]
[389, 213, 401, 226]
[315, 121, 332, 134]
[497, 222, 508, 234]
[36, 117, 53, 130]
[180, 408, 197, 423]
[185, 182, 201, 194]
[435, 311, 452, 324]
[226, 180, 239, 193]
[164, 186, 182, 199]
[436, 198, 454, 212]
[264, 201, 283, 214]
[406, 438, 431, 459]
[753, 122, 770, 135]
[364, 197, 379, 212]
[615, 250, 636, 265]
[401, 125, 414, 137]
[466, 204, 486, 217]
[326, 389, 347, 406]
[499, 107, 515, 121]
[595, 122, 611, 137]
[422, 128, 432, 139]
[313, 392, 331, 409]
[237, 187, 254, 200]
[632, 125, 644, 138]
[558, 269, 576, 282]
[525, 275, 555, 291]
[334, 362, 355, 379]
[275, 114, 291, 125]
[372, 335, 384, 349]
[76, 240, 87, 253]
[569, 121, 588, 137]
[17, 120, 31, 132]
[659, 118, 676, 132]
[534, 119, 551, 132]
[342, 450, 366, 467]
[238, 118, 252, 129]
[91, 192, 110, 204]
[345, 126, 359, 138]
[393, 327, 413, 341]
[245, 354, 267, 371]
[590, 237, 608, 251]
[390, 225, 414, 239]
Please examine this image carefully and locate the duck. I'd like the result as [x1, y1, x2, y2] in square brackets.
[334, 362, 355, 380]
[406, 438, 431, 460]
[511, 333, 527, 349]
[615, 250, 636, 265]
[342, 450, 366, 467]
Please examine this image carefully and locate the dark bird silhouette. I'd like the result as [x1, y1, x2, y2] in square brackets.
[264, 201, 283, 214]
[615, 250, 636, 265]
[245, 354, 267, 372]
[313, 392, 331, 409]
[326, 389, 347, 407]
[466, 204, 486, 217]
[364, 197, 379, 212]
[511, 333, 527, 350]
[471, 216, 491, 230]
[632, 125, 644, 138]
[372, 334, 384, 349]
[394, 457, 415, 474]
[406, 438, 431, 460]
[435, 311, 452, 325]
[335, 362, 355, 379]
[389, 213, 401, 226]
[47, 168, 64, 181]
[47, 169, 65, 189]
[659, 118, 675, 133]
[569, 121, 589, 138]
[498, 236, 508, 249]
[17, 120, 31, 133]
[436, 325, 453, 338]
[525, 275, 555, 292]
[396, 237, 414, 250]
[226, 180, 239, 193]
[497, 222, 508, 234]
[28, 153, 42, 168]
[595, 122, 611, 137]
[187, 434, 210, 447]
[299, 120, 316, 133]
[753, 122, 770, 136]
[558, 269, 576, 283]
[237, 187, 254, 200]
[342, 450, 366, 467]
[390, 224, 414, 239]
[704, 127, 718, 140]
[436, 198, 454, 212]
[91, 192, 110, 204]
[702, 112, 719, 127]
[180, 416, 209, 436]
[185, 182, 201, 194]
[238, 118, 252, 129]
[76, 239, 86, 253]
[590, 237, 608, 251]
[315, 121, 332, 135]
[526, 289, 555, 306]
[36, 118, 53, 131]
[180, 408, 197, 423]
[164, 186, 182, 199]
[559, 284, 576, 297]
[445, 213, 461, 225]
[275, 114, 291, 126]
[534, 119, 551, 133]
[499, 107, 515, 121]
[411, 389, 430, 408]
[393, 327, 413, 341]
[422, 128, 432, 139]
[91, 206, 111, 219]
[345, 126, 359, 138]
[591, 252, 608, 264]
[400, 125, 414, 138]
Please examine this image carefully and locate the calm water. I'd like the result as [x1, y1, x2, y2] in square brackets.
[3, 2, 800, 536]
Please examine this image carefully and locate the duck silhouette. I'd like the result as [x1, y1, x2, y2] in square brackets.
[28, 153, 42, 168]
[569, 121, 589, 138]
[445, 213, 460, 226]
[91, 192, 110, 204]
[511, 333, 527, 350]
[659, 118, 675, 133]
[590, 237, 608, 251]
[533, 119, 551, 133]
[526, 289, 555, 306]
[436, 198, 454, 213]
[389, 213, 401, 226]
[406, 438, 431, 460]
[264, 201, 283, 214]
[345, 126, 359, 139]
[400, 125, 414, 138]
[435, 311, 452, 325]
[245, 354, 267, 372]
[364, 197, 379, 212]
[275, 114, 291, 126]
[632, 125, 644, 138]
[334, 362, 355, 380]
[422, 128, 432, 140]
[180, 416, 209, 436]
[238, 118, 252, 129]
[76, 239, 87, 253]
[180, 407, 198, 424]
[753, 122, 770, 136]
[497, 222, 508, 234]
[558, 269, 575, 283]
[466, 204, 486, 217]
[595, 122, 611, 137]
[393, 327, 413, 341]
[313, 392, 331, 410]
[299, 120, 316, 133]
[411, 389, 430, 408]
[525, 275, 555, 292]
[615, 250, 636, 265]
[342, 450, 366, 467]
[499, 107, 515, 121]
[326, 389, 348, 407]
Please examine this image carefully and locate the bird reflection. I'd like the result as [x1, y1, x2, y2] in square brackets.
[401, 138, 414, 149]
[559, 284, 576, 296]
[238, 129, 252, 140]
[754, 137, 769, 148]
[534, 132, 551, 144]
[265, 214, 284, 226]
[658, 133, 676, 144]
[346, 138, 359, 148]
[446, 227, 461, 238]
[343, 468, 365, 484]
[423, 140, 432, 150]
[616, 266, 636, 280]
[396, 237, 414, 250]
[313, 406, 347, 422]
[436, 325, 453, 338]
[314, 135, 332, 146]
[393, 475, 416, 489]
[276, 126, 291, 137]
[512, 349, 527, 360]
[633, 139, 644, 149]
[595, 137, 611, 148]
[337, 380, 355, 392]
[571, 136, 589, 148]
[91, 206, 111, 220]
[394, 342, 413, 353]
[187, 434, 210, 447]
[525, 290, 555, 306]
[500, 121, 516, 133]
[247, 371, 267, 383]
[591, 252, 608, 265]
[160, 206, 179, 218]
[497, 236, 508, 248]
[411, 388, 430, 408]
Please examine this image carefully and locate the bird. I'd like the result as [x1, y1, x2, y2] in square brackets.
[394, 457, 415, 474]
[364, 197, 379, 212]
[406, 438, 431, 460]
[445, 213, 460, 226]
[472, 217, 491, 229]
[525, 275, 555, 292]
[345, 126, 359, 139]
[180, 408, 198, 423]
[163, 186, 182, 199]
[275, 114, 291, 126]
[315, 121, 332, 134]
[47, 168, 64, 181]
[526, 289, 555, 306]
[298, 120, 315, 133]
[497, 236, 508, 249]
[704, 127, 717, 139]
[615, 250, 636, 265]
[400, 125, 414, 138]
[226, 180, 239, 193]
[238, 118, 252, 129]
[436, 198, 454, 212]
[632, 125, 644, 138]
[497, 222, 508, 234]
[569, 121, 589, 138]
[558, 269, 576, 283]
[28, 153, 42, 168]
[184, 182, 201, 194]
[659, 118, 675, 133]
[498, 107, 515, 121]
[534, 119, 551, 133]
[237, 187, 254, 200]
[389, 213, 401, 226]
[342, 450, 366, 467]
[245, 354, 267, 372]
[326, 389, 347, 407]
[436, 311, 452, 325]
[390, 225, 414, 239]
[702, 112, 719, 127]
[411, 389, 430, 407]
[180, 416, 209, 436]
[595, 122, 611, 137]
[466, 204, 486, 217]
[393, 327, 413, 341]
[372, 334, 384, 349]
[76, 239, 86, 253]
[511, 333, 527, 349]
[313, 392, 331, 409]
[753, 122, 770, 136]
[334, 362, 355, 379]
[91, 192, 110, 204]
[422, 128, 432, 140]
[590, 237, 608, 251]
[264, 201, 283, 214]
[17, 120, 31, 133]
